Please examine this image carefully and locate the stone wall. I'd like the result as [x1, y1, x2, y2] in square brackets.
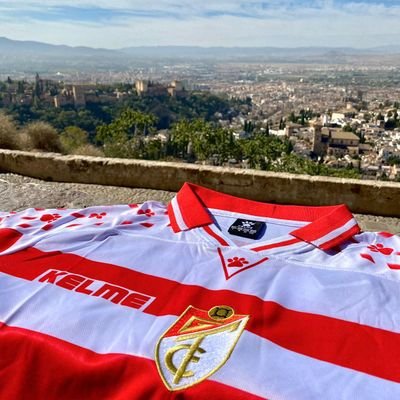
[0, 150, 399, 217]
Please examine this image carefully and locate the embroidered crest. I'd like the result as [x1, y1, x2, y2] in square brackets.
[155, 305, 249, 391]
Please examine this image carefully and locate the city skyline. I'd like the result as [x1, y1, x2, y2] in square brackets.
[0, 1, 399, 49]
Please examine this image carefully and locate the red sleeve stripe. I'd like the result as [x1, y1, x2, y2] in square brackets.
[0, 322, 264, 400]
[167, 202, 181, 233]
[2, 247, 400, 384]
[0, 228, 23, 253]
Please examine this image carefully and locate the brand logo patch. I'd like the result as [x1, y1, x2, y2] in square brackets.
[228, 218, 266, 240]
[155, 305, 249, 391]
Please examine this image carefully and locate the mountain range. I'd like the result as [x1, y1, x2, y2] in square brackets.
[2, 36, 400, 58]
[1, 36, 400, 73]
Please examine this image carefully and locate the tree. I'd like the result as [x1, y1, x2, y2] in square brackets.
[288, 112, 297, 123]
[385, 119, 397, 130]
[34, 79, 41, 98]
[17, 81, 24, 94]
[239, 134, 288, 170]
[60, 126, 89, 153]
[343, 124, 353, 132]
[169, 119, 239, 164]
[96, 109, 157, 158]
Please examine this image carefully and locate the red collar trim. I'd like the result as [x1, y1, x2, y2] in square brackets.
[168, 182, 360, 251]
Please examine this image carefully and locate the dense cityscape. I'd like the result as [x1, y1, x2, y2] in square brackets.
[1, 58, 400, 181]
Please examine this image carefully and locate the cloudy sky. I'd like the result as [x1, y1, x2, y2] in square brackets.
[0, 0, 399, 48]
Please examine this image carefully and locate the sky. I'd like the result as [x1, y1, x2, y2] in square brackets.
[0, 0, 399, 48]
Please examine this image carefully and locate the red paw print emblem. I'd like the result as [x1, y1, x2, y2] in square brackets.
[367, 244, 393, 256]
[137, 209, 155, 218]
[40, 213, 62, 231]
[40, 213, 62, 223]
[89, 212, 107, 219]
[227, 257, 249, 268]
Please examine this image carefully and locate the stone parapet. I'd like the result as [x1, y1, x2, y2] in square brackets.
[0, 150, 399, 217]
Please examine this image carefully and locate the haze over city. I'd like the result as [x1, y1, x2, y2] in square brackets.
[0, 0, 399, 48]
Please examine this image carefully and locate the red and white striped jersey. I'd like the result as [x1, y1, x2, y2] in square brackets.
[0, 182, 399, 399]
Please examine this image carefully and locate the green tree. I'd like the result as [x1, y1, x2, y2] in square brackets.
[385, 119, 397, 130]
[343, 124, 353, 132]
[377, 113, 384, 121]
[17, 81, 24, 94]
[170, 119, 239, 164]
[288, 112, 297, 123]
[239, 134, 288, 170]
[96, 109, 157, 158]
[60, 126, 89, 153]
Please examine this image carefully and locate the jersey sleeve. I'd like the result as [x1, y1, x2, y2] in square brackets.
[357, 231, 400, 270]
[0, 208, 77, 254]
[0, 202, 168, 255]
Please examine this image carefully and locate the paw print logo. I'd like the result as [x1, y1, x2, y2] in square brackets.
[40, 213, 62, 223]
[241, 221, 255, 228]
[137, 209, 155, 218]
[89, 212, 107, 220]
[367, 244, 394, 256]
[40, 213, 62, 231]
[227, 257, 249, 268]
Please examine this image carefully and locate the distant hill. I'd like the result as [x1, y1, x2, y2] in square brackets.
[1, 36, 400, 73]
[0, 37, 121, 57]
[119, 45, 370, 58]
[2, 36, 400, 59]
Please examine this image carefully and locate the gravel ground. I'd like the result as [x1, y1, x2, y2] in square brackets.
[0, 173, 399, 234]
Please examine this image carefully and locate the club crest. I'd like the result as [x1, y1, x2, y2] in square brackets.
[155, 305, 249, 391]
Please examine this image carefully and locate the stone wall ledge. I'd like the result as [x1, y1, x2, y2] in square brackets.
[0, 149, 399, 217]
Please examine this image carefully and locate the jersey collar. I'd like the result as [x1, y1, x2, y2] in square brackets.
[167, 182, 360, 251]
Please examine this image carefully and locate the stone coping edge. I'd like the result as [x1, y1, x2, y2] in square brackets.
[0, 150, 399, 217]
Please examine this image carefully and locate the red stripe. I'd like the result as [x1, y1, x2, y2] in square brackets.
[0, 323, 263, 400]
[319, 224, 360, 251]
[0, 228, 22, 252]
[167, 203, 181, 233]
[203, 225, 230, 246]
[250, 237, 301, 252]
[1, 247, 400, 383]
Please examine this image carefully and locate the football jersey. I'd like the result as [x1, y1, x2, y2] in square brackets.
[0, 182, 399, 400]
